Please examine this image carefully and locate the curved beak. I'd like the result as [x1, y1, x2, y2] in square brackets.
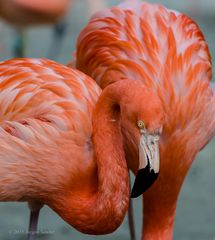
[131, 133, 160, 198]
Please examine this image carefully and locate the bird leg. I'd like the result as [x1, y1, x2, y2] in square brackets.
[13, 28, 26, 58]
[128, 171, 136, 240]
[27, 201, 43, 240]
[47, 18, 68, 60]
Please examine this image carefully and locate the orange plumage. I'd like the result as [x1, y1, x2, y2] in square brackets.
[75, 1, 215, 239]
[0, 58, 166, 237]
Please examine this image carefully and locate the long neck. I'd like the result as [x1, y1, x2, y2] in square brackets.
[141, 138, 195, 240]
[50, 81, 131, 234]
[142, 173, 180, 240]
[142, 196, 177, 240]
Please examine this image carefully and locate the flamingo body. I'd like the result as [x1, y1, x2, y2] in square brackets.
[0, 58, 165, 236]
[0, 58, 123, 234]
[0, 58, 100, 202]
[75, 1, 215, 239]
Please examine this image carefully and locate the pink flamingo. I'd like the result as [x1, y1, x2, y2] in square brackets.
[0, 0, 70, 58]
[0, 57, 164, 239]
[74, 1, 215, 239]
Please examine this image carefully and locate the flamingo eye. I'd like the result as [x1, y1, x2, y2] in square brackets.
[137, 120, 145, 129]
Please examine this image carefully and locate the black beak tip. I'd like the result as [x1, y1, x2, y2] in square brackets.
[130, 167, 159, 198]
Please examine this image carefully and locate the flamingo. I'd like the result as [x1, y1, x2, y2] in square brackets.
[74, 1, 215, 239]
[0, 0, 69, 25]
[0, 0, 70, 58]
[0, 58, 164, 239]
[0, 0, 108, 59]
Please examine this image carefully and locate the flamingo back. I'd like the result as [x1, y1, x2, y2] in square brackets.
[0, 58, 100, 201]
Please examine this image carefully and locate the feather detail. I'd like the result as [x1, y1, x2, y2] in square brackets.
[0, 58, 100, 201]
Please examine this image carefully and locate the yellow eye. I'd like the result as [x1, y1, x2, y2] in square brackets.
[137, 120, 145, 129]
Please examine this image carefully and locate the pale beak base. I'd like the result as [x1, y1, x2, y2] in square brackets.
[130, 132, 160, 198]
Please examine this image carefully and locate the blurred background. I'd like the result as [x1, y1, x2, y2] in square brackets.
[0, 0, 214, 239]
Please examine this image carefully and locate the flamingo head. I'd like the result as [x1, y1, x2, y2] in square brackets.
[119, 83, 164, 198]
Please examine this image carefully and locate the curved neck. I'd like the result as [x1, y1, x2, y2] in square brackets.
[50, 81, 132, 234]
